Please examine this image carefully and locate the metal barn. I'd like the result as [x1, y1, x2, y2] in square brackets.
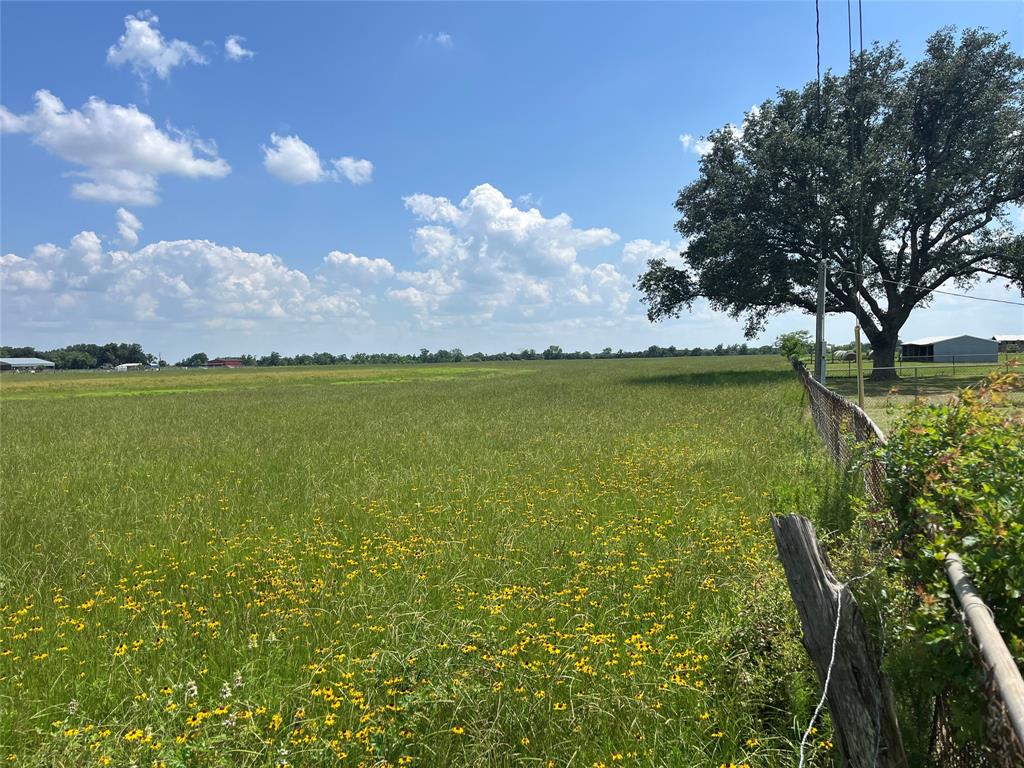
[0, 357, 56, 371]
[900, 335, 998, 364]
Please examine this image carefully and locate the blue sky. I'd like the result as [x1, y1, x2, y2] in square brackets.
[2, 1, 1021, 359]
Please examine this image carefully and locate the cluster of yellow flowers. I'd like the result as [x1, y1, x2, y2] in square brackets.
[1, 436, 824, 766]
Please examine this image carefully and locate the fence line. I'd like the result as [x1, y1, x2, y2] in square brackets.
[790, 358, 1024, 767]
[791, 358, 886, 503]
[797, 354, 1017, 381]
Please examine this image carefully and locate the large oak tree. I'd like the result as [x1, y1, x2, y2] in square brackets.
[637, 28, 1024, 379]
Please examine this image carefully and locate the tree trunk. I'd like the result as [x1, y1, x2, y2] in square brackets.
[869, 331, 900, 381]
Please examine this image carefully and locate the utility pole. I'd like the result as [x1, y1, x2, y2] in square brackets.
[854, 325, 865, 409]
[814, 261, 827, 383]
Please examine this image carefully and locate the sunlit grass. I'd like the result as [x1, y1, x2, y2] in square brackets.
[1, 357, 836, 767]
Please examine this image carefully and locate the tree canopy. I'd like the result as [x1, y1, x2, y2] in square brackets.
[637, 28, 1024, 377]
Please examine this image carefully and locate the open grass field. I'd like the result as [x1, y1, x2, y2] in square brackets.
[1, 357, 839, 768]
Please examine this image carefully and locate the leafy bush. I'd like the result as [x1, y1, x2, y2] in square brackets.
[876, 371, 1023, 745]
[776, 331, 812, 360]
[880, 371, 1023, 657]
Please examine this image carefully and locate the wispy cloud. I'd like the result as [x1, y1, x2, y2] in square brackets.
[224, 35, 255, 61]
[332, 156, 374, 185]
[115, 208, 143, 247]
[418, 32, 454, 49]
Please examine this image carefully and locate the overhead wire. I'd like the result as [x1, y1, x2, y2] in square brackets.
[847, 0, 853, 62]
[858, 0, 864, 60]
[815, 0, 822, 92]
[836, 268, 1024, 307]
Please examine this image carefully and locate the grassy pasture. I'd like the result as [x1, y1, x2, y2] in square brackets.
[1, 357, 835, 767]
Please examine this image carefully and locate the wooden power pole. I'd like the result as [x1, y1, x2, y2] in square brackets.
[815, 261, 827, 383]
[855, 324, 865, 408]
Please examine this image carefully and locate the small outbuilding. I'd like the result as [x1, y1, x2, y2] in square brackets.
[207, 357, 244, 368]
[114, 362, 143, 372]
[993, 335, 1023, 353]
[0, 357, 56, 371]
[901, 335, 998, 364]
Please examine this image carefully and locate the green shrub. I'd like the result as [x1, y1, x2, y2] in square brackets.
[877, 371, 1024, 743]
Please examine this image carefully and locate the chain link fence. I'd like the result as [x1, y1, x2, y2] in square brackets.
[797, 354, 1016, 381]
[792, 359, 886, 504]
[791, 358, 1024, 767]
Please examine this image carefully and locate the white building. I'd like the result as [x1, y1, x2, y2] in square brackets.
[901, 335, 998, 364]
[114, 362, 143, 372]
[0, 357, 56, 371]
[992, 335, 1023, 353]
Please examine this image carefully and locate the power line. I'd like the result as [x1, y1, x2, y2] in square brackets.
[847, 0, 853, 63]
[858, 0, 864, 60]
[815, 0, 822, 98]
[837, 268, 1024, 307]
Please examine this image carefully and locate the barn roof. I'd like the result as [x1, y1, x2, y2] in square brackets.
[0, 357, 55, 366]
[903, 335, 996, 346]
[903, 336, 956, 346]
[993, 335, 1024, 342]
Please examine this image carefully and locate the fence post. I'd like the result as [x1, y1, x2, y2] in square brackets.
[771, 515, 908, 768]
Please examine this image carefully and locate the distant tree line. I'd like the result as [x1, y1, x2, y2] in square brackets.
[0, 343, 158, 370]
[176, 343, 777, 367]
[2, 341, 781, 370]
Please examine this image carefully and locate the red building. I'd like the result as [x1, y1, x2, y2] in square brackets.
[207, 357, 244, 368]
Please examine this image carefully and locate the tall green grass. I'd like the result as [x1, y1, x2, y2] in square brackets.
[1, 357, 837, 767]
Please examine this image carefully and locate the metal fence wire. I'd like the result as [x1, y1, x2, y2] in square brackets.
[790, 358, 1024, 768]
[791, 359, 886, 504]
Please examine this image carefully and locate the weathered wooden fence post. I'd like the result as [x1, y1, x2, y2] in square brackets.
[771, 514, 908, 768]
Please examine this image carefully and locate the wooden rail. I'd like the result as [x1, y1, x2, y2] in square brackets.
[944, 553, 1024, 752]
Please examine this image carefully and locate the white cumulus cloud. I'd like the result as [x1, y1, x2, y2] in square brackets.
[402, 193, 462, 224]
[680, 105, 763, 157]
[224, 35, 255, 61]
[393, 183, 628, 324]
[621, 239, 679, 264]
[0, 90, 230, 205]
[262, 133, 328, 184]
[262, 134, 374, 186]
[1, 186, 668, 351]
[1, 231, 367, 333]
[679, 133, 713, 156]
[115, 208, 143, 247]
[107, 11, 206, 84]
[323, 251, 395, 281]
[1, 253, 54, 291]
